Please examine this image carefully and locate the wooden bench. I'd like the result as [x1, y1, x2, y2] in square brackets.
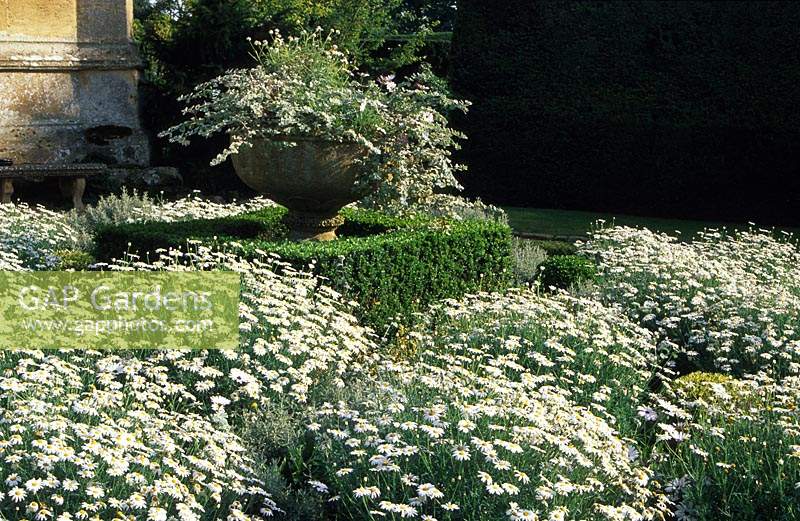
[0, 163, 106, 211]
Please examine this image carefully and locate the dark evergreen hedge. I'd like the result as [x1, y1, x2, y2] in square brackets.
[538, 255, 596, 291]
[94, 208, 513, 330]
[450, 1, 800, 225]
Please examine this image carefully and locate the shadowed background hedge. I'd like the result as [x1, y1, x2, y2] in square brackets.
[450, 1, 800, 225]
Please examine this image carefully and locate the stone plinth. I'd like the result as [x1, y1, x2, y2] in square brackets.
[0, 0, 149, 166]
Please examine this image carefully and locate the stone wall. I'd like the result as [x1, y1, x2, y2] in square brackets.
[0, 0, 149, 166]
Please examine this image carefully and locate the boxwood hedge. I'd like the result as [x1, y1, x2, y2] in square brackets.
[451, 1, 800, 225]
[537, 255, 596, 291]
[94, 207, 513, 331]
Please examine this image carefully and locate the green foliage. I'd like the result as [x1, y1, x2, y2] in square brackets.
[250, 463, 326, 521]
[133, 0, 426, 89]
[94, 208, 513, 329]
[240, 400, 326, 519]
[66, 189, 159, 250]
[134, 0, 454, 75]
[54, 250, 95, 271]
[654, 375, 800, 520]
[241, 401, 303, 466]
[402, 0, 457, 31]
[675, 370, 735, 387]
[450, 1, 800, 224]
[537, 255, 596, 290]
[531, 239, 577, 257]
[255, 0, 428, 71]
[672, 420, 800, 520]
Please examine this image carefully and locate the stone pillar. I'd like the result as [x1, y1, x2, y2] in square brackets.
[0, 0, 149, 166]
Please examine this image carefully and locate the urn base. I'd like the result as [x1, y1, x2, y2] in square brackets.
[282, 211, 345, 241]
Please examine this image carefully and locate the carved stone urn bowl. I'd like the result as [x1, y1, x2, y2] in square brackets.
[231, 137, 371, 241]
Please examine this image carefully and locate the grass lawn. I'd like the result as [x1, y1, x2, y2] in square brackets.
[504, 206, 800, 240]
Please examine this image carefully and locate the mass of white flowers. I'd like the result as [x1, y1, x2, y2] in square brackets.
[581, 226, 800, 379]
[311, 289, 669, 520]
[0, 349, 280, 521]
[0, 193, 275, 269]
[0, 239, 374, 521]
[581, 226, 800, 519]
[0, 203, 81, 269]
[2, 197, 800, 520]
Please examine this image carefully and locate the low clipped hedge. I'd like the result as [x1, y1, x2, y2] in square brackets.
[538, 255, 596, 291]
[531, 240, 577, 257]
[94, 207, 513, 330]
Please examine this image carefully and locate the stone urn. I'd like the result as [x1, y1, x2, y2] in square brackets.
[231, 137, 371, 240]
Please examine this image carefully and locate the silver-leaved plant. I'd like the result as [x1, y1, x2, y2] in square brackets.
[160, 28, 474, 216]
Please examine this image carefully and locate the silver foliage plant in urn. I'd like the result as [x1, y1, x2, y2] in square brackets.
[162, 28, 470, 240]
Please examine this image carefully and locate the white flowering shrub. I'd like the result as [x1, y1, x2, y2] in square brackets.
[309, 289, 668, 521]
[0, 203, 81, 269]
[582, 227, 800, 378]
[583, 226, 800, 519]
[0, 194, 275, 268]
[105, 247, 378, 411]
[639, 371, 800, 519]
[0, 249, 25, 271]
[0, 350, 278, 521]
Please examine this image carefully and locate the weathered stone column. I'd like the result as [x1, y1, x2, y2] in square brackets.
[0, 0, 149, 165]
